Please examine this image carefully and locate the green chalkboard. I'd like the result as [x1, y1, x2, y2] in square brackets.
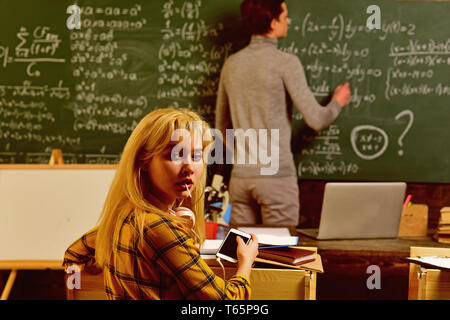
[284, 0, 450, 183]
[0, 0, 448, 182]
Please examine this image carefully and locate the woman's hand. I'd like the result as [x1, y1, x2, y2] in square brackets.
[235, 233, 259, 278]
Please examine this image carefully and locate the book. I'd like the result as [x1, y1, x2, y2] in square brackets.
[201, 239, 223, 254]
[258, 246, 315, 265]
[433, 234, 450, 244]
[238, 227, 299, 248]
[255, 253, 324, 273]
[440, 207, 450, 222]
[258, 236, 299, 248]
[433, 207, 450, 243]
[238, 227, 292, 237]
[200, 232, 299, 255]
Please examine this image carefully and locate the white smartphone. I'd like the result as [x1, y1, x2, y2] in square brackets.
[216, 229, 251, 263]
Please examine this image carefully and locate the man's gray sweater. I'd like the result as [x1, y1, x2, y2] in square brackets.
[215, 36, 342, 178]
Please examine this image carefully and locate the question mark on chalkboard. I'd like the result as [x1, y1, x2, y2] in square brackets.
[394, 109, 414, 156]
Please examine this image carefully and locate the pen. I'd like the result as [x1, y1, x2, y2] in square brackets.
[403, 194, 412, 207]
[185, 183, 192, 198]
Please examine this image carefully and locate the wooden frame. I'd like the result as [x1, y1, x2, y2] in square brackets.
[65, 270, 106, 300]
[65, 267, 317, 300]
[0, 164, 116, 299]
[211, 267, 316, 300]
[408, 246, 450, 300]
[0, 261, 63, 300]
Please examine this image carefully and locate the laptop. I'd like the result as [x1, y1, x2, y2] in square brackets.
[296, 182, 406, 240]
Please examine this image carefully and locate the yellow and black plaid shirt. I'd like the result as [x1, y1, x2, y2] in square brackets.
[63, 212, 251, 300]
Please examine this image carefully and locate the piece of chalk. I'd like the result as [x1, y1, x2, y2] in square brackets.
[185, 183, 192, 198]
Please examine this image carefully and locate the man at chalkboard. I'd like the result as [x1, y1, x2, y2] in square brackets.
[215, 0, 350, 226]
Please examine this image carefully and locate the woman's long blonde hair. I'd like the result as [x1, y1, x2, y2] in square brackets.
[95, 108, 212, 267]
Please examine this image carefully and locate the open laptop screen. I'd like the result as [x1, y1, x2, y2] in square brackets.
[298, 182, 406, 240]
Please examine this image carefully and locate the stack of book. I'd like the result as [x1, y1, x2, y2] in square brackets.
[433, 207, 450, 244]
[257, 246, 316, 268]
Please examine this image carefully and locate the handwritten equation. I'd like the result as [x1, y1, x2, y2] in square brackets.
[0, 3, 150, 164]
[0, 0, 448, 173]
[277, 8, 449, 177]
[156, 0, 233, 120]
[296, 12, 416, 42]
[0, 27, 64, 77]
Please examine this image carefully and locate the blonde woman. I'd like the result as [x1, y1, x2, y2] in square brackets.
[64, 108, 258, 300]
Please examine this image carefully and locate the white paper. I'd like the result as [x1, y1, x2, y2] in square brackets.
[238, 227, 298, 247]
[238, 227, 291, 237]
[408, 256, 450, 270]
[256, 235, 298, 247]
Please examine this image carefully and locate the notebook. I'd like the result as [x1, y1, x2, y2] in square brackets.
[296, 182, 406, 240]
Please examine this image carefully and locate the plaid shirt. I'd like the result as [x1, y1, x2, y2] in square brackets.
[64, 227, 100, 272]
[63, 212, 251, 300]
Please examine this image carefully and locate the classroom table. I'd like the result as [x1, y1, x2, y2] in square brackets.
[2, 230, 448, 300]
[0, 261, 63, 300]
[1, 248, 321, 300]
[407, 246, 450, 300]
[296, 232, 449, 299]
[64, 250, 321, 300]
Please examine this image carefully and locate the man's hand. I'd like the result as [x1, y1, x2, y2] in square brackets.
[332, 82, 351, 107]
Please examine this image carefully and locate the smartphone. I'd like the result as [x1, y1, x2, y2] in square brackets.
[216, 229, 251, 263]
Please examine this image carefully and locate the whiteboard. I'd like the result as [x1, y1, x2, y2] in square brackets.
[0, 166, 116, 261]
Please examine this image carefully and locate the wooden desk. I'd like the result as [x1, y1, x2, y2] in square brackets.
[296, 233, 449, 300]
[0, 261, 63, 300]
[208, 253, 319, 300]
[65, 269, 105, 300]
[408, 246, 450, 300]
[65, 262, 318, 300]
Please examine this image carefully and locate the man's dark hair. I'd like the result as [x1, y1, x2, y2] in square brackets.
[240, 0, 285, 35]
